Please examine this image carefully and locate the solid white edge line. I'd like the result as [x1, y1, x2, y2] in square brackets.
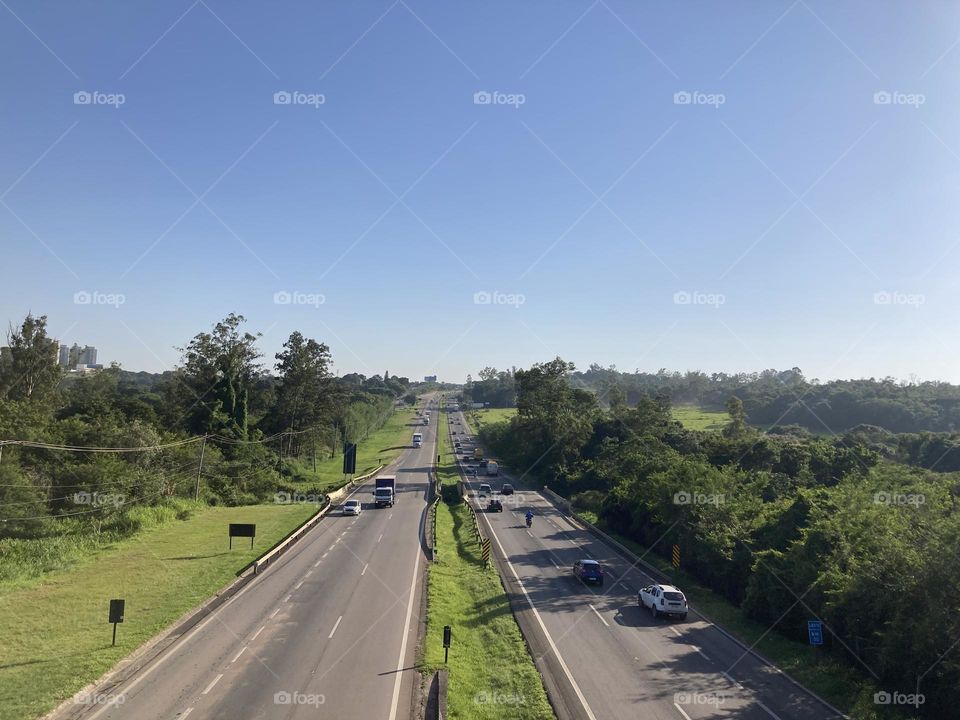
[328, 615, 343, 639]
[673, 702, 693, 720]
[589, 604, 610, 627]
[180, 708, 193, 719]
[758, 701, 783, 719]
[202, 673, 223, 695]
[481, 512, 598, 720]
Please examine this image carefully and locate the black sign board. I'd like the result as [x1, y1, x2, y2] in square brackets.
[109, 599, 125, 646]
[229, 523, 256, 549]
[443, 624, 452, 663]
[343, 443, 357, 474]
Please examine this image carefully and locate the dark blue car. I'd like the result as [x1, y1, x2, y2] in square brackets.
[573, 559, 604, 586]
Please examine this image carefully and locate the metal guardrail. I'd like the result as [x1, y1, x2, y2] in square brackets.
[249, 465, 384, 574]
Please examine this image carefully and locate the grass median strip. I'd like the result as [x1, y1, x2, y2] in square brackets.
[422, 402, 554, 720]
[0, 503, 316, 720]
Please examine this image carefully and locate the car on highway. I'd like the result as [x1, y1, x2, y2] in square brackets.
[501, 483, 514, 495]
[478, 459, 488, 469]
[478, 483, 491, 497]
[638, 584, 688, 620]
[343, 499, 362, 516]
[573, 559, 604, 586]
[487, 498, 503, 512]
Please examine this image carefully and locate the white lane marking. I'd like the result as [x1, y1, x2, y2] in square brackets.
[283, 594, 291, 603]
[362, 563, 368, 576]
[378, 533, 383, 543]
[314, 559, 322, 567]
[553, 563, 561, 570]
[758, 701, 782, 719]
[389, 513, 393, 520]
[673, 702, 693, 720]
[388, 521, 422, 720]
[688, 644, 709, 660]
[231, 646, 247, 663]
[294, 581, 303, 590]
[202, 674, 223, 695]
[480, 514, 598, 720]
[589, 604, 610, 627]
[251, 626, 264, 641]
[526, 530, 533, 538]
[322, 551, 329, 558]
[269, 607, 280, 619]
[669, 626, 682, 637]
[721, 671, 744, 689]
[328, 615, 343, 639]
[180, 708, 193, 719]
[568, 539, 579, 546]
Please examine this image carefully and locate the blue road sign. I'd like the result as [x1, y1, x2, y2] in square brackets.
[807, 620, 824, 646]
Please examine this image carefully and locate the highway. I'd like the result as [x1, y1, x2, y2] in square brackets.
[65, 402, 437, 720]
[448, 405, 840, 720]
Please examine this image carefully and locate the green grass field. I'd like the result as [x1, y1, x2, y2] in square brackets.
[0, 503, 316, 720]
[672, 405, 728, 431]
[422, 404, 554, 720]
[285, 407, 416, 491]
[465, 407, 516, 432]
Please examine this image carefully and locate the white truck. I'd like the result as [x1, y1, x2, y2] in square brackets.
[412, 432, 423, 448]
[486, 461, 499, 476]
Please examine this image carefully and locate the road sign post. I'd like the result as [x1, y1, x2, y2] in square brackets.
[229, 523, 256, 550]
[443, 625, 452, 663]
[807, 620, 824, 646]
[109, 599, 125, 646]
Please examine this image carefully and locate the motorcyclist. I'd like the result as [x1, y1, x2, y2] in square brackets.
[525, 509, 534, 527]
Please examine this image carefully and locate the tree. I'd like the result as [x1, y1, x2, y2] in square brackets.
[0, 314, 60, 404]
[723, 396, 749, 439]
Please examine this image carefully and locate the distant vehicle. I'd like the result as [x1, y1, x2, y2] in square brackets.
[373, 476, 396, 508]
[478, 483, 491, 497]
[501, 483, 514, 495]
[638, 584, 688, 620]
[412, 432, 423, 448]
[486, 461, 498, 476]
[487, 498, 503, 512]
[343, 499, 362, 516]
[424, 416, 429, 425]
[478, 459, 488, 469]
[573, 559, 604, 586]
[474, 448, 483, 460]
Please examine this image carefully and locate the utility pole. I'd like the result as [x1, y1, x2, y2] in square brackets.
[194, 436, 207, 501]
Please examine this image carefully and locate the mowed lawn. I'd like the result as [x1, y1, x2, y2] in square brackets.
[289, 407, 416, 491]
[467, 407, 516, 431]
[423, 405, 554, 720]
[672, 405, 728, 431]
[0, 503, 316, 720]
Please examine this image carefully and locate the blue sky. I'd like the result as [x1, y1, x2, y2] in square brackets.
[2, 1, 959, 382]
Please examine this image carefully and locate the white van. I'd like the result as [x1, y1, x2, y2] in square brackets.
[412, 433, 423, 448]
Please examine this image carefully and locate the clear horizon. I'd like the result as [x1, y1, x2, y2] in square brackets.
[3, 2, 959, 382]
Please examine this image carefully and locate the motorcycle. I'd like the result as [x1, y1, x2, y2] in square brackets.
[525, 514, 533, 528]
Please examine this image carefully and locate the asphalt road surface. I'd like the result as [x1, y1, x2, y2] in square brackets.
[68, 402, 437, 720]
[449, 405, 841, 720]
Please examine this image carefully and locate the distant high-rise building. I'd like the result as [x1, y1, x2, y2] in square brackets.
[424, 375, 438, 382]
[79, 346, 97, 366]
[58, 343, 98, 370]
[58, 344, 70, 368]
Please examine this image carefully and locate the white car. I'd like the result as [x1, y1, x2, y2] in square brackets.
[638, 584, 688, 620]
[343, 499, 362, 516]
[478, 483, 491, 497]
